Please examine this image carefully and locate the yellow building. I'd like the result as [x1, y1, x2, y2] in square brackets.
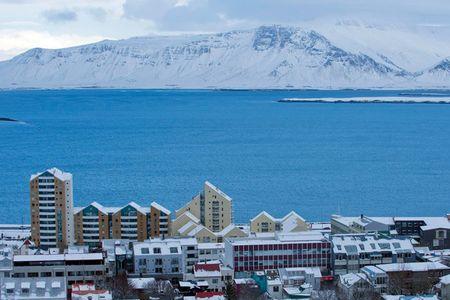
[176, 181, 232, 232]
[250, 211, 309, 233]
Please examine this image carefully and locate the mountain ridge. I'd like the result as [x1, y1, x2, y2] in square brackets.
[0, 25, 448, 89]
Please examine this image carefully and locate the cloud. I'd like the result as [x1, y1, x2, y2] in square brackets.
[122, 0, 450, 32]
[0, 29, 109, 61]
[42, 8, 78, 23]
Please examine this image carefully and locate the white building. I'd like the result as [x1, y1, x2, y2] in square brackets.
[331, 234, 416, 275]
[278, 267, 322, 290]
[12, 252, 106, 287]
[0, 277, 66, 300]
[71, 283, 112, 300]
[133, 240, 184, 279]
[185, 261, 233, 292]
[198, 243, 224, 262]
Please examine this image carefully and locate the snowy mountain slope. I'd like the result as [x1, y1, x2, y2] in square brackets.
[415, 57, 450, 87]
[310, 20, 450, 73]
[0, 25, 447, 89]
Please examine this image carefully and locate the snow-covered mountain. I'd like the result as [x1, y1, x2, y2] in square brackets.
[0, 25, 448, 89]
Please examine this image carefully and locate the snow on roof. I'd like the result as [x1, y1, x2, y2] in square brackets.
[176, 211, 200, 224]
[14, 252, 103, 262]
[216, 224, 243, 237]
[150, 201, 171, 215]
[250, 211, 275, 222]
[204, 181, 231, 201]
[420, 217, 450, 231]
[118, 201, 146, 215]
[229, 231, 326, 245]
[282, 211, 306, 223]
[331, 234, 414, 255]
[129, 278, 156, 289]
[362, 265, 387, 275]
[279, 267, 322, 279]
[197, 243, 224, 250]
[441, 274, 450, 285]
[339, 273, 368, 288]
[333, 216, 395, 227]
[188, 225, 213, 237]
[133, 241, 182, 256]
[178, 221, 198, 235]
[30, 167, 72, 181]
[194, 262, 221, 278]
[377, 262, 450, 273]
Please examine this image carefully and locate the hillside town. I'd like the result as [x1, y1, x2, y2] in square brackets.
[1, 167, 450, 300]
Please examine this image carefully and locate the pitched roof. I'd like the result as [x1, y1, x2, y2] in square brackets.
[151, 201, 171, 215]
[30, 167, 72, 181]
[204, 181, 232, 201]
[250, 211, 275, 222]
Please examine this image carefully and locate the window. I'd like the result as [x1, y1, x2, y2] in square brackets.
[212, 279, 218, 284]
[170, 247, 178, 254]
[155, 258, 163, 265]
[153, 248, 161, 254]
[141, 248, 149, 254]
[273, 286, 279, 292]
[436, 230, 447, 239]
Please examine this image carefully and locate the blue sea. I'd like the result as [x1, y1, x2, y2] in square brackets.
[1, 89, 450, 224]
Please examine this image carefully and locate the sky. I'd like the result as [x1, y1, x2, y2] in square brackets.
[1, 0, 450, 61]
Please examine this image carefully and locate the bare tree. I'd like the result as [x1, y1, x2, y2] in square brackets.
[108, 272, 137, 299]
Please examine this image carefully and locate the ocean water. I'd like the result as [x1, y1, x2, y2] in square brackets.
[1, 89, 450, 224]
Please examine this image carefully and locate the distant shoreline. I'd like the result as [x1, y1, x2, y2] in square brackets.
[278, 96, 450, 104]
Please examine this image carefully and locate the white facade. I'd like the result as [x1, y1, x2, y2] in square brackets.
[198, 243, 224, 262]
[12, 253, 106, 287]
[133, 240, 184, 278]
[0, 277, 66, 300]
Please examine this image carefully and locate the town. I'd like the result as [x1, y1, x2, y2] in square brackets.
[0, 167, 449, 300]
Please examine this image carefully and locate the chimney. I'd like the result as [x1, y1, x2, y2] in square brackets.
[360, 214, 364, 219]
[447, 214, 450, 221]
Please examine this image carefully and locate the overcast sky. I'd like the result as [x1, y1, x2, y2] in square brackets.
[1, 0, 449, 61]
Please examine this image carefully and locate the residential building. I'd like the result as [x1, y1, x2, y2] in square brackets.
[250, 211, 309, 233]
[30, 168, 75, 250]
[360, 265, 389, 293]
[71, 283, 112, 300]
[198, 243, 225, 262]
[102, 239, 134, 276]
[278, 267, 322, 290]
[331, 214, 450, 249]
[161, 237, 199, 273]
[174, 211, 246, 243]
[438, 274, 450, 300]
[176, 182, 232, 232]
[74, 201, 171, 246]
[11, 252, 106, 287]
[0, 246, 13, 279]
[74, 202, 117, 248]
[338, 272, 372, 299]
[133, 240, 185, 279]
[331, 215, 395, 235]
[0, 277, 66, 300]
[331, 234, 416, 275]
[224, 231, 331, 277]
[148, 202, 171, 238]
[112, 202, 148, 241]
[186, 261, 234, 291]
[376, 262, 450, 294]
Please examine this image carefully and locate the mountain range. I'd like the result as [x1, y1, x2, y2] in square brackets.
[0, 25, 449, 89]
